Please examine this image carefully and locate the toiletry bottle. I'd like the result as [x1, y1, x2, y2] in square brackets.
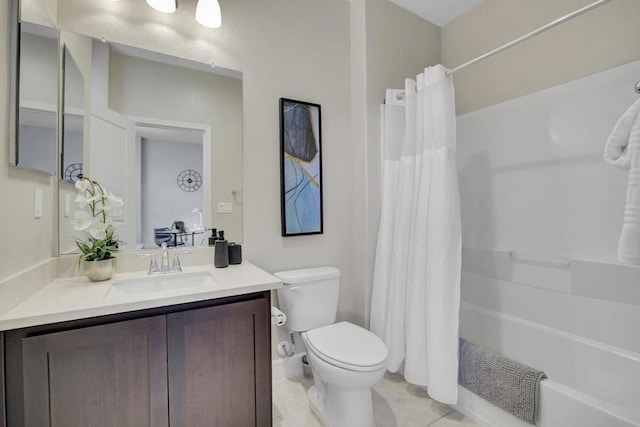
[228, 242, 242, 264]
[214, 230, 229, 268]
[208, 228, 218, 246]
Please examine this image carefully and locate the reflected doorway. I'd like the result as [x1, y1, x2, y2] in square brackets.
[135, 123, 210, 249]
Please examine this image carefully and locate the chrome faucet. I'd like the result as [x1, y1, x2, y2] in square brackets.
[160, 242, 170, 273]
[138, 242, 190, 274]
[138, 252, 161, 275]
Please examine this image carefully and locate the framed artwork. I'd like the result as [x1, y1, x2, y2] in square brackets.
[279, 98, 323, 236]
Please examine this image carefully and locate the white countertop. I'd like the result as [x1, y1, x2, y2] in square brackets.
[0, 262, 281, 331]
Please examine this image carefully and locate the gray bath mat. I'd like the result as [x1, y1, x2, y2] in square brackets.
[458, 338, 547, 424]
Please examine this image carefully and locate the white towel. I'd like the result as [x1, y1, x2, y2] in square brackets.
[604, 98, 640, 265]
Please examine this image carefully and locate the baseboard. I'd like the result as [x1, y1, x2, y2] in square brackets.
[272, 352, 304, 381]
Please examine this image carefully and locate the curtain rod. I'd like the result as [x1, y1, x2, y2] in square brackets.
[446, 0, 615, 76]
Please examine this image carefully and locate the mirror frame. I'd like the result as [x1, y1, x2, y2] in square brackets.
[8, 0, 20, 166]
[60, 43, 69, 184]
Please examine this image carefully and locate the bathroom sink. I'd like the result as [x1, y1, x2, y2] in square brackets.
[106, 271, 217, 299]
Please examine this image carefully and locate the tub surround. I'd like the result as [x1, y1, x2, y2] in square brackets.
[455, 59, 640, 427]
[462, 246, 640, 307]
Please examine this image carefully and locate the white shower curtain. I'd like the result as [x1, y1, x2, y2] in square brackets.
[370, 65, 461, 404]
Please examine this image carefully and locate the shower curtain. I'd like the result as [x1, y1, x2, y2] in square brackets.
[370, 65, 461, 404]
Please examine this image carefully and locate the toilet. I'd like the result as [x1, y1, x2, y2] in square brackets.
[274, 266, 388, 427]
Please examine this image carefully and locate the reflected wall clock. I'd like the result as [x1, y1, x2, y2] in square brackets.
[64, 163, 84, 183]
[177, 169, 202, 192]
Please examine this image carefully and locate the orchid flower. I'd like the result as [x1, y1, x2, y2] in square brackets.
[71, 177, 124, 262]
[71, 210, 92, 231]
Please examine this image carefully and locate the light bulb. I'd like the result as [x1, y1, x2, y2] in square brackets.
[195, 0, 222, 28]
[146, 0, 177, 14]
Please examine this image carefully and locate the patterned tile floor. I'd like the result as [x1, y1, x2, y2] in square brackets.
[273, 372, 479, 427]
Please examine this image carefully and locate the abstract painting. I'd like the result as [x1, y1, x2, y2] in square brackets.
[280, 98, 323, 236]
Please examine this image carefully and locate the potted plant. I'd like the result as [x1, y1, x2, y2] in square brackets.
[70, 177, 123, 281]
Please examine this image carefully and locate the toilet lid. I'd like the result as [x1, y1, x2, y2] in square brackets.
[305, 322, 387, 372]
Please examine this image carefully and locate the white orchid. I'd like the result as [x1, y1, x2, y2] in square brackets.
[71, 177, 123, 262]
[88, 222, 109, 240]
[106, 191, 124, 207]
[75, 179, 91, 192]
[71, 210, 92, 231]
[96, 191, 124, 217]
[74, 193, 94, 210]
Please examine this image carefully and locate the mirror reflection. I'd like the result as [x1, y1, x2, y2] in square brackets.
[62, 46, 85, 183]
[58, 31, 243, 254]
[14, 1, 58, 175]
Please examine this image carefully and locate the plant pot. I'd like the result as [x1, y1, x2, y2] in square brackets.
[83, 258, 116, 282]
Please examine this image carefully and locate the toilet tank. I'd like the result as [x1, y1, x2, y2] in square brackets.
[274, 266, 340, 332]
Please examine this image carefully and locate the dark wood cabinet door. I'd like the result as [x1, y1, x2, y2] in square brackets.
[1, 331, 5, 427]
[21, 315, 168, 427]
[167, 297, 271, 427]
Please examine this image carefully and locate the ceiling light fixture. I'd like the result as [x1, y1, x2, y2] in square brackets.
[146, 0, 177, 14]
[195, 0, 222, 28]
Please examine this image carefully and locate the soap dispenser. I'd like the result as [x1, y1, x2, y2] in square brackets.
[214, 230, 229, 268]
[208, 228, 218, 246]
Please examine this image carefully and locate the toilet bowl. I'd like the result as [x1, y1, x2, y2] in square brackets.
[302, 322, 387, 427]
[274, 267, 388, 427]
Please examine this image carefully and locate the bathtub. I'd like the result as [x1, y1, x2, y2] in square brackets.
[454, 248, 640, 427]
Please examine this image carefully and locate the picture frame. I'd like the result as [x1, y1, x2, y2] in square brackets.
[279, 98, 323, 236]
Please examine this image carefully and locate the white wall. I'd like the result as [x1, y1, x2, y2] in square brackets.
[0, 1, 57, 280]
[140, 138, 204, 248]
[21, 0, 56, 28]
[351, 0, 441, 326]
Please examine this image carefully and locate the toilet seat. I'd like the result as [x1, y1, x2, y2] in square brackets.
[304, 322, 387, 372]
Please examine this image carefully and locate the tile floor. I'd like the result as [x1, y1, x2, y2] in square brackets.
[273, 372, 479, 427]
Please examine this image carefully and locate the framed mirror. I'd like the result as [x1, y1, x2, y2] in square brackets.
[57, 31, 243, 254]
[9, 0, 59, 176]
[8, 2, 244, 257]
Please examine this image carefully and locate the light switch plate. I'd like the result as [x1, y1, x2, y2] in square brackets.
[217, 202, 233, 214]
[34, 189, 43, 218]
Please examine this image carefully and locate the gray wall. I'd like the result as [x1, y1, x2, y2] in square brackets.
[140, 138, 204, 249]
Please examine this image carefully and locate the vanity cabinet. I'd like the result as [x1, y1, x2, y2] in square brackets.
[3, 292, 272, 427]
[22, 316, 169, 427]
[168, 299, 270, 426]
